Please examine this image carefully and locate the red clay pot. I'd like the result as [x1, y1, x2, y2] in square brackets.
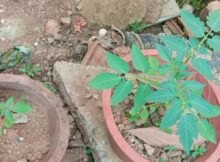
[0, 74, 69, 162]
[102, 49, 220, 162]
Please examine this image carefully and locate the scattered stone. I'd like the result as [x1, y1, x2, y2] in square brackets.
[13, 114, 29, 124]
[76, 4, 82, 11]
[60, 17, 72, 27]
[68, 139, 85, 148]
[16, 136, 24, 143]
[167, 150, 182, 158]
[71, 43, 88, 58]
[47, 37, 54, 44]
[144, 144, 155, 156]
[99, 29, 107, 37]
[16, 159, 27, 162]
[45, 19, 60, 35]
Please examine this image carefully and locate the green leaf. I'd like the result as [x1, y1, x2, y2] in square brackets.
[160, 35, 189, 61]
[191, 58, 212, 80]
[180, 9, 205, 38]
[202, 105, 220, 118]
[160, 105, 182, 129]
[131, 44, 148, 73]
[111, 80, 133, 105]
[141, 108, 149, 121]
[134, 84, 151, 112]
[207, 9, 220, 32]
[89, 73, 121, 90]
[4, 110, 14, 123]
[188, 96, 213, 116]
[177, 113, 198, 155]
[182, 80, 204, 90]
[3, 118, 13, 128]
[207, 36, 220, 52]
[105, 52, 129, 73]
[15, 46, 30, 55]
[189, 38, 199, 48]
[156, 44, 171, 62]
[0, 127, 3, 136]
[4, 97, 14, 109]
[148, 56, 159, 68]
[198, 47, 208, 55]
[198, 119, 216, 144]
[12, 102, 32, 114]
[146, 89, 174, 103]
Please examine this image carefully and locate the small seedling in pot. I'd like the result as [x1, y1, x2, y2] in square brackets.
[19, 63, 41, 78]
[89, 9, 220, 155]
[191, 145, 206, 158]
[0, 97, 32, 135]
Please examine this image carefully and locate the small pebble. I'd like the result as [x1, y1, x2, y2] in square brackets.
[99, 29, 107, 37]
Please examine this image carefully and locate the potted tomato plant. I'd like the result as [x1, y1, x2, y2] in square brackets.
[89, 9, 220, 162]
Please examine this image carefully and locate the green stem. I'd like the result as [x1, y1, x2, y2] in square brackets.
[184, 29, 212, 64]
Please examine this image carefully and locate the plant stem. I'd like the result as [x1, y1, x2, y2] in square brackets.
[184, 29, 212, 64]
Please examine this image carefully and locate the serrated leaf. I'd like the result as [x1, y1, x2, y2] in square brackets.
[177, 113, 198, 155]
[148, 56, 159, 68]
[131, 44, 148, 73]
[207, 36, 220, 52]
[198, 119, 216, 144]
[160, 105, 182, 130]
[188, 96, 213, 116]
[156, 44, 171, 62]
[141, 108, 149, 121]
[146, 89, 174, 103]
[182, 80, 204, 90]
[134, 84, 151, 112]
[161, 35, 189, 61]
[12, 102, 32, 114]
[207, 9, 220, 32]
[105, 52, 129, 73]
[189, 38, 199, 48]
[89, 73, 121, 90]
[180, 9, 205, 38]
[202, 105, 220, 118]
[111, 80, 133, 105]
[191, 58, 213, 80]
[4, 97, 14, 109]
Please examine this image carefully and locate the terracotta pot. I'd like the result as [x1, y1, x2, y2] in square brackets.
[0, 74, 69, 162]
[102, 49, 220, 162]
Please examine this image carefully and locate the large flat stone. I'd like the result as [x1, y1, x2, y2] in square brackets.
[53, 62, 122, 162]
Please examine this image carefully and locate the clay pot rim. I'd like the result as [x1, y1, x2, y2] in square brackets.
[102, 49, 220, 162]
[0, 74, 69, 162]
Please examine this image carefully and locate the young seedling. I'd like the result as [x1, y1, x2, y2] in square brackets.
[191, 145, 206, 158]
[0, 96, 32, 135]
[89, 9, 220, 155]
[19, 63, 41, 78]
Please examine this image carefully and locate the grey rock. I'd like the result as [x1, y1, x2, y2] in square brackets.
[53, 62, 122, 162]
[60, 17, 72, 27]
[13, 114, 29, 124]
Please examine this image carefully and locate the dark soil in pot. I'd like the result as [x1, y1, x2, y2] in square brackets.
[112, 94, 207, 162]
[0, 90, 51, 162]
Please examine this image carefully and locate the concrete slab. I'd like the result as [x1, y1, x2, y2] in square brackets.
[53, 62, 122, 162]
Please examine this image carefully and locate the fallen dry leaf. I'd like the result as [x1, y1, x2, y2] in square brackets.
[126, 127, 205, 150]
[72, 16, 87, 33]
